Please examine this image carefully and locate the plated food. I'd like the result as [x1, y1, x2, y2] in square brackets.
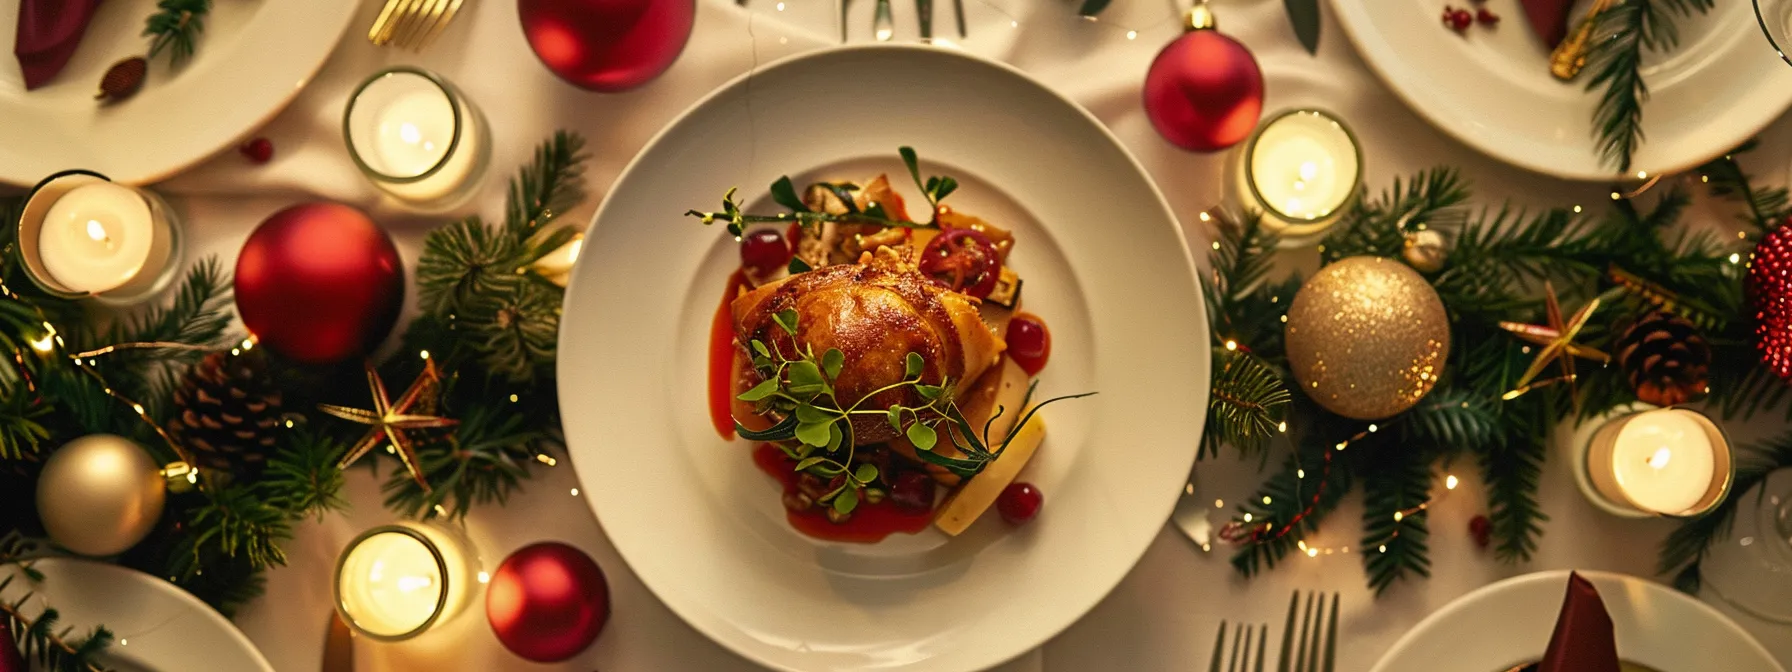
[688, 148, 1091, 543]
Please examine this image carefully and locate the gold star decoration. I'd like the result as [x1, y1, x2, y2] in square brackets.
[318, 359, 457, 491]
[1498, 282, 1610, 400]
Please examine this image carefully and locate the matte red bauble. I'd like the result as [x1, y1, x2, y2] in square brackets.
[0, 620, 23, 672]
[1746, 222, 1792, 381]
[234, 203, 404, 365]
[518, 0, 696, 92]
[487, 542, 610, 662]
[1143, 6, 1264, 152]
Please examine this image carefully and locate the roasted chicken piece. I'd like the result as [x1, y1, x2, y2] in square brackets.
[732, 246, 1005, 445]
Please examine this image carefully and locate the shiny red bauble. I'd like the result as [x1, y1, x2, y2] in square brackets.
[487, 542, 610, 662]
[1747, 222, 1792, 381]
[234, 203, 404, 365]
[518, 0, 696, 92]
[1143, 26, 1264, 152]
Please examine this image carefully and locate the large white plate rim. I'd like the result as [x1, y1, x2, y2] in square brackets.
[560, 43, 1208, 671]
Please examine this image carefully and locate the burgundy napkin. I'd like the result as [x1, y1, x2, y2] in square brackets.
[14, 0, 104, 90]
[1519, 0, 1573, 48]
[1536, 572, 1621, 672]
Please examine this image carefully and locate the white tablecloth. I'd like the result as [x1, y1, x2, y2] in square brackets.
[140, 0, 1792, 669]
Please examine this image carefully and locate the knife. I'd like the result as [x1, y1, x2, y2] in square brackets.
[917, 0, 934, 40]
[1284, 0, 1321, 55]
[322, 611, 354, 672]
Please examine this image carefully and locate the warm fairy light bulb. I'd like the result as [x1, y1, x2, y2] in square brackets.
[28, 332, 54, 353]
[1445, 474, 1459, 490]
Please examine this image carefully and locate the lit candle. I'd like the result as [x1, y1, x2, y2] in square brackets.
[1231, 109, 1362, 243]
[17, 171, 180, 304]
[1585, 407, 1732, 517]
[334, 523, 474, 640]
[345, 67, 489, 208]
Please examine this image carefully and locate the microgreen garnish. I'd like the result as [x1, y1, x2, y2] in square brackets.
[734, 312, 1094, 513]
[686, 147, 959, 241]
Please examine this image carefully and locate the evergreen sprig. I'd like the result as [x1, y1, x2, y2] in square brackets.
[144, 0, 213, 67]
[1361, 444, 1433, 594]
[1321, 168, 1470, 264]
[1583, 0, 1713, 172]
[1229, 432, 1355, 577]
[1, 536, 113, 672]
[1699, 141, 1790, 232]
[1658, 433, 1792, 593]
[381, 405, 547, 520]
[1204, 348, 1291, 459]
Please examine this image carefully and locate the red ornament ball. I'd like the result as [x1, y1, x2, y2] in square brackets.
[1143, 26, 1264, 152]
[1468, 514, 1492, 549]
[1748, 223, 1792, 381]
[487, 542, 611, 662]
[518, 0, 696, 92]
[234, 203, 404, 364]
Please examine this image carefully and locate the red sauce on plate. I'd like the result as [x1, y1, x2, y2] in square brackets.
[1006, 312, 1051, 375]
[752, 444, 934, 543]
[709, 271, 751, 439]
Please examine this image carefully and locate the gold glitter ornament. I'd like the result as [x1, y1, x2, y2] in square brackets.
[1402, 229, 1448, 273]
[1284, 256, 1451, 420]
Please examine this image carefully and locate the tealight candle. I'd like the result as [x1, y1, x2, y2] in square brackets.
[1230, 109, 1362, 244]
[1583, 407, 1732, 517]
[17, 171, 181, 305]
[334, 523, 476, 641]
[344, 67, 489, 209]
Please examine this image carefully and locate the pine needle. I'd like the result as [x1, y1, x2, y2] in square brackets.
[1583, 0, 1713, 172]
[1204, 348, 1291, 459]
[143, 0, 213, 67]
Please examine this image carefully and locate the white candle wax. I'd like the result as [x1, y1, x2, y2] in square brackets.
[1247, 111, 1360, 223]
[1607, 409, 1718, 514]
[37, 183, 160, 294]
[369, 86, 481, 203]
[336, 529, 452, 638]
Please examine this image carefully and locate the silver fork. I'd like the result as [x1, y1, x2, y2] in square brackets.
[1278, 591, 1340, 672]
[368, 0, 466, 51]
[1208, 620, 1269, 672]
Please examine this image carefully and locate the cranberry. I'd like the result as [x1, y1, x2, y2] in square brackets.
[1448, 8, 1474, 31]
[996, 482, 1043, 524]
[890, 472, 935, 511]
[740, 228, 792, 276]
[1468, 514, 1492, 549]
[1005, 314, 1051, 376]
[239, 137, 274, 165]
[1475, 8, 1499, 24]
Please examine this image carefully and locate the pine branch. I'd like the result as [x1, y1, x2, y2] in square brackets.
[1398, 386, 1499, 452]
[504, 131, 588, 242]
[1230, 433, 1355, 577]
[1202, 210, 1299, 362]
[1699, 140, 1789, 232]
[259, 427, 348, 521]
[143, 0, 212, 67]
[465, 278, 562, 384]
[1658, 433, 1792, 593]
[167, 485, 294, 581]
[1455, 327, 1555, 561]
[0, 386, 51, 460]
[1361, 444, 1433, 594]
[416, 217, 520, 317]
[0, 560, 113, 672]
[78, 258, 232, 403]
[381, 405, 548, 520]
[1321, 168, 1470, 264]
[1584, 0, 1713, 172]
[1203, 348, 1291, 459]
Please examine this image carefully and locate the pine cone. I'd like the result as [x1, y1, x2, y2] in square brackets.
[1614, 311, 1710, 406]
[166, 350, 284, 476]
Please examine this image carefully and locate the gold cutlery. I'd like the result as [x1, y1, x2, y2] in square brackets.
[368, 0, 467, 51]
[1210, 620, 1269, 672]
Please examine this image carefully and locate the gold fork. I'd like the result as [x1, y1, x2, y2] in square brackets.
[369, 0, 467, 51]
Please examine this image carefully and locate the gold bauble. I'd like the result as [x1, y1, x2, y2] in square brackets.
[1284, 256, 1451, 420]
[37, 434, 166, 556]
[1402, 229, 1448, 273]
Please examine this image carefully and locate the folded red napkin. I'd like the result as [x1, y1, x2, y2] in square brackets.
[1519, 0, 1573, 48]
[14, 0, 104, 90]
[1536, 572, 1621, 672]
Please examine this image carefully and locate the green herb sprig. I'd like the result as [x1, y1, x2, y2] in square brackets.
[734, 310, 1092, 514]
[686, 146, 958, 242]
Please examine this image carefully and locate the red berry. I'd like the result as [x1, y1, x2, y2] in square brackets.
[1441, 7, 1455, 24]
[996, 482, 1043, 524]
[739, 228, 792, 276]
[239, 137, 274, 165]
[1475, 8, 1499, 24]
[1449, 9, 1473, 31]
[890, 472, 935, 511]
[1468, 514, 1492, 549]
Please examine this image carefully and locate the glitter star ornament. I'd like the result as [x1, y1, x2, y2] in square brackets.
[319, 359, 457, 491]
[1284, 256, 1451, 420]
[1497, 282, 1609, 399]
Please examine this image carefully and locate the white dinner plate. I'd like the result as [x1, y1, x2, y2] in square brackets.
[0, 557, 275, 672]
[1330, 0, 1792, 181]
[0, 0, 358, 186]
[1371, 570, 1785, 672]
[559, 44, 1209, 671]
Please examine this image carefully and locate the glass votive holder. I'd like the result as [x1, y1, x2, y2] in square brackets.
[343, 67, 490, 211]
[1570, 402, 1734, 519]
[16, 170, 183, 306]
[1227, 108, 1363, 247]
[333, 521, 478, 641]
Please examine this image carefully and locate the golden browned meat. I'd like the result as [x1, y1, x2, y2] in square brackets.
[732, 246, 1005, 445]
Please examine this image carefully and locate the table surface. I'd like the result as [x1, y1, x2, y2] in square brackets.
[131, 0, 1792, 669]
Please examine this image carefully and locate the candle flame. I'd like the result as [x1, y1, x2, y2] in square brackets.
[85, 220, 109, 243]
[400, 122, 422, 145]
[1647, 447, 1672, 469]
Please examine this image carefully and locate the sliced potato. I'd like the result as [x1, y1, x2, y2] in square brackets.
[935, 415, 1046, 536]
